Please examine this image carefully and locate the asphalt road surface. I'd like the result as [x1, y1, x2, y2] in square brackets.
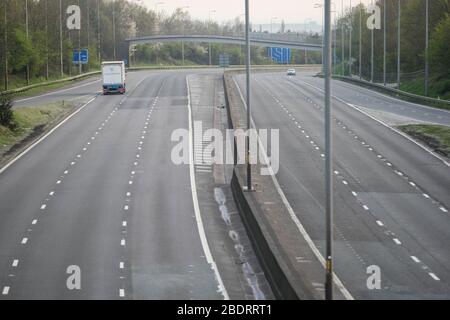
[234, 72, 450, 299]
[0, 70, 270, 300]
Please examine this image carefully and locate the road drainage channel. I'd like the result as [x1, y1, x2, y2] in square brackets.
[214, 187, 266, 300]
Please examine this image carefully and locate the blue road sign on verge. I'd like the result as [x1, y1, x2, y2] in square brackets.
[73, 49, 89, 65]
[219, 53, 230, 68]
[268, 47, 291, 64]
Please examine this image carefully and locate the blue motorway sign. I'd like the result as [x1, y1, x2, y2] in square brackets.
[268, 47, 291, 64]
[219, 53, 230, 68]
[73, 49, 89, 65]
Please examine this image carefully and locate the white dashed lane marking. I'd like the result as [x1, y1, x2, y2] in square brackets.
[429, 273, 441, 281]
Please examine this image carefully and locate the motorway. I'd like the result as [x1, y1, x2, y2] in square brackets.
[234, 72, 450, 299]
[1, 67, 449, 300]
[0, 69, 271, 300]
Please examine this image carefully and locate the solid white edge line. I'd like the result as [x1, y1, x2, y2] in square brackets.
[293, 78, 450, 167]
[326, 77, 450, 116]
[186, 76, 229, 300]
[15, 79, 101, 103]
[232, 76, 354, 300]
[0, 97, 97, 176]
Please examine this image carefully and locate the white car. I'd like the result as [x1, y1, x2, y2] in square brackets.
[287, 69, 296, 76]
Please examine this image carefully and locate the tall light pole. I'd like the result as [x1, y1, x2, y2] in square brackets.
[112, 0, 116, 60]
[424, 0, 429, 96]
[208, 10, 216, 66]
[78, 0, 82, 75]
[270, 17, 278, 33]
[359, 0, 362, 79]
[332, 2, 337, 75]
[245, 0, 252, 191]
[383, 0, 386, 86]
[45, 0, 49, 80]
[25, 0, 30, 85]
[180, 6, 190, 66]
[349, 0, 352, 76]
[87, 0, 90, 71]
[341, 0, 344, 75]
[4, 0, 8, 91]
[370, 0, 374, 83]
[60, 0, 64, 77]
[154, 2, 164, 35]
[304, 18, 312, 65]
[97, 0, 101, 63]
[314, 3, 325, 72]
[397, 0, 401, 88]
[324, 0, 334, 300]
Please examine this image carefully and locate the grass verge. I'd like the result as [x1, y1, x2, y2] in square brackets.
[398, 124, 450, 159]
[0, 102, 73, 165]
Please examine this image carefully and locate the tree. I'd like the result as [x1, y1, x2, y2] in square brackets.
[9, 29, 34, 74]
[430, 14, 450, 78]
[0, 94, 14, 128]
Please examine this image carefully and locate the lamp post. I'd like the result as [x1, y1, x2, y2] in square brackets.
[180, 6, 190, 66]
[97, 0, 101, 63]
[154, 2, 164, 34]
[341, 0, 344, 75]
[208, 10, 216, 66]
[3, 0, 8, 91]
[25, 0, 30, 85]
[370, 0, 374, 83]
[349, 0, 352, 76]
[314, 3, 325, 72]
[323, 0, 334, 300]
[78, 0, 82, 75]
[425, 0, 429, 96]
[60, 0, 64, 77]
[87, 0, 90, 71]
[397, 0, 401, 88]
[45, 0, 49, 80]
[270, 17, 278, 33]
[304, 18, 312, 65]
[112, 0, 116, 60]
[383, 0, 386, 86]
[245, 0, 252, 191]
[332, 2, 337, 75]
[359, 0, 362, 79]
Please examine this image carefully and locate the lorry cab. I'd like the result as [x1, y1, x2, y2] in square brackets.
[102, 61, 126, 95]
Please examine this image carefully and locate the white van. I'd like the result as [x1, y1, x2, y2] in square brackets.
[102, 61, 126, 94]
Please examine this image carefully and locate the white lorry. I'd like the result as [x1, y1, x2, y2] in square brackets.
[102, 61, 126, 94]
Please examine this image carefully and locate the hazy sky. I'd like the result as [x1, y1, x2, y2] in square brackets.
[140, 0, 373, 24]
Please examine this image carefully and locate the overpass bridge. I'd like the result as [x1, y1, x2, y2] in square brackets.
[124, 34, 322, 66]
[125, 34, 322, 51]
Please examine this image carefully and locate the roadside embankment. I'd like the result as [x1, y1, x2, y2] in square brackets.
[399, 124, 450, 159]
[0, 101, 75, 168]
